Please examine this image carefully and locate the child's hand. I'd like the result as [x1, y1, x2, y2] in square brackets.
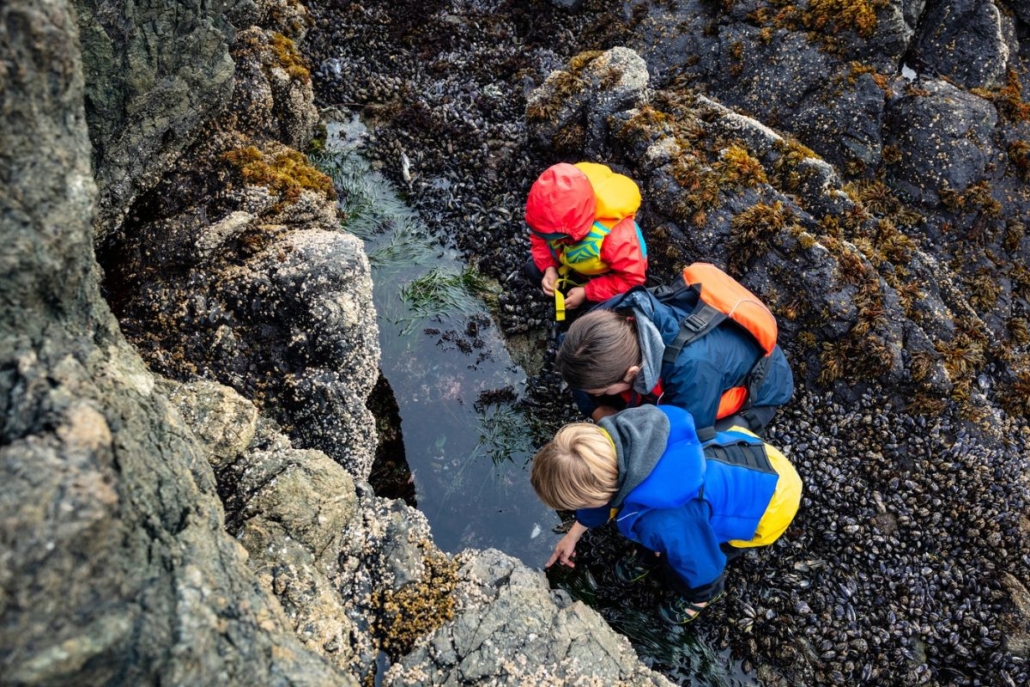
[545, 522, 587, 568]
[591, 405, 619, 422]
[564, 287, 586, 309]
[541, 267, 559, 296]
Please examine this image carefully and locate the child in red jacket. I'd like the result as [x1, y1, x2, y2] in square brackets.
[525, 162, 648, 315]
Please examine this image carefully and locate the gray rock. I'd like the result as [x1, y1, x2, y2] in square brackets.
[385, 549, 672, 687]
[883, 78, 999, 207]
[72, 0, 235, 239]
[231, 26, 320, 149]
[0, 2, 352, 683]
[902, 0, 928, 30]
[910, 0, 1012, 89]
[526, 46, 649, 158]
[246, 228, 380, 478]
[232, 443, 357, 563]
[788, 73, 888, 172]
[157, 378, 259, 469]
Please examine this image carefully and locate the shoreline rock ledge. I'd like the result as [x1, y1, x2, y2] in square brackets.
[0, 0, 672, 684]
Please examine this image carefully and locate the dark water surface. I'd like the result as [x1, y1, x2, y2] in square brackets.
[318, 122, 559, 565]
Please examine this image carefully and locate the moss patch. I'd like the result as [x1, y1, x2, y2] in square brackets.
[972, 70, 1030, 123]
[223, 145, 335, 204]
[770, 138, 820, 195]
[1008, 140, 1030, 182]
[716, 144, 769, 188]
[374, 549, 458, 658]
[939, 180, 1001, 218]
[727, 201, 792, 275]
[270, 32, 311, 83]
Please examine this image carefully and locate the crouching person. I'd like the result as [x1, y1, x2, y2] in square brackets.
[530, 404, 802, 624]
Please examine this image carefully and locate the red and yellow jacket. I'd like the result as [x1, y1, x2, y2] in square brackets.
[525, 162, 648, 302]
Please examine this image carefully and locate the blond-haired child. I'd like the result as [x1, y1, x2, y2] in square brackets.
[531, 405, 802, 624]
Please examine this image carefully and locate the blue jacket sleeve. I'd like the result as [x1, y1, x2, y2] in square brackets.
[576, 506, 611, 528]
[633, 501, 727, 598]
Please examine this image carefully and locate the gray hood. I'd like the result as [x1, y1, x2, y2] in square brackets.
[598, 405, 671, 507]
[628, 301, 665, 396]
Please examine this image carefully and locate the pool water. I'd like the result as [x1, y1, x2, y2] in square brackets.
[317, 122, 560, 565]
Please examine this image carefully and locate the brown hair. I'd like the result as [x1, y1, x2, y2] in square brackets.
[555, 310, 641, 389]
[530, 423, 619, 510]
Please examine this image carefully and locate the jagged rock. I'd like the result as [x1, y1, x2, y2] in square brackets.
[232, 26, 320, 149]
[233, 442, 356, 562]
[526, 46, 649, 158]
[883, 78, 1000, 207]
[1002, 571, 1030, 658]
[788, 73, 889, 172]
[385, 549, 673, 687]
[229, 0, 314, 40]
[0, 2, 350, 683]
[72, 0, 235, 239]
[242, 228, 380, 478]
[157, 378, 259, 469]
[910, 0, 1012, 89]
[96, 16, 377, 480]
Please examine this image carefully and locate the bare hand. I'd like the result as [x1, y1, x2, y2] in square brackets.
[564, 287, 586, 310]
[591, 405, 619, 422]
[541, 267, 559, 296]
[545, 522, 587, 568]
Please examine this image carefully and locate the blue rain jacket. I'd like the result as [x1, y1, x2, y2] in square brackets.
[578, 406, 779, 592]
[580, 288, 794, 430]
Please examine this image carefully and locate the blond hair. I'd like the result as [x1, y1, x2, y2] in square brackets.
[555, 310, 641, 389]
[530, 423, 619, 510]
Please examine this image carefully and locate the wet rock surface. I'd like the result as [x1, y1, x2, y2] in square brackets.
[386, 548, 672, 686]
[0, 2, 348, 682]
[4, 1, 666, 683]
[95, 0, 381, 480]
[305, 1, 1030, 684]
[72, 0, 236, 238]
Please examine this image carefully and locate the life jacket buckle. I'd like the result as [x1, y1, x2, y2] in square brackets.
[682, 311, 709, 333]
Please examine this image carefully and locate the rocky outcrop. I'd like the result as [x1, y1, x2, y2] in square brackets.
[95, 0, 379, 479]
[0, 1, 348, 682]
[386, 550, 671, 687]
[526, 46, 650, 160]
[72, 0, 236, 238]
[909, 0, 1015, 89]
[153, 379, 674, 684]
[883, 79, 1000, 207]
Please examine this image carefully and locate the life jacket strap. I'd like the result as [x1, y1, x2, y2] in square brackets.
[662, 300, 727, 365]
[741, 355, 771, 412]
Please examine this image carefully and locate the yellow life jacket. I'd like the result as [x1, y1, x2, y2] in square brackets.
[548, 162, 643, 320]
[550, 163, 641, 276]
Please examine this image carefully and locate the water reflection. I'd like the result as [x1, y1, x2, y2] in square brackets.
[315, 126, 559, 563]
